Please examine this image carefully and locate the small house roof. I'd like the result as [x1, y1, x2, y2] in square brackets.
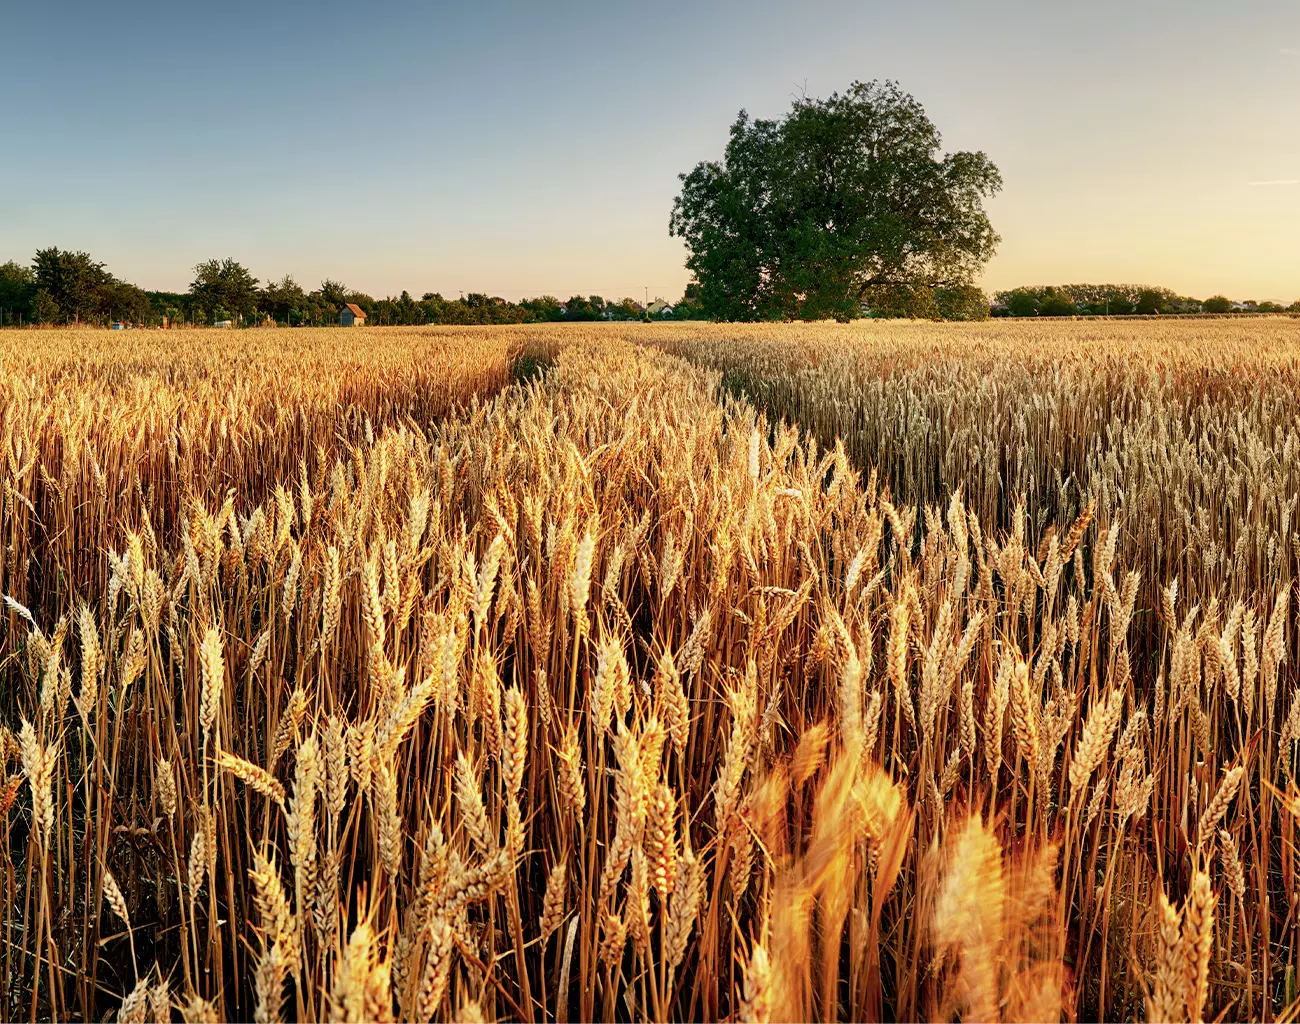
[342, 303, 367, 318]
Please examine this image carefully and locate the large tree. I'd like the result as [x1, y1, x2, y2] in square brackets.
[190, 257, 260, 324]
[27, 248, 155, 324]
[670, 80, 1002, 321]
[258, 274, 307, 324]
[32, 247, 113, 323]
[101, 278, 152, 323]
[0, 261, 35, 324]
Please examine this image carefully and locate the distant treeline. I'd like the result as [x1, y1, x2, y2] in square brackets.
[992, 284, 1300, 317]
[3, 250, 1293, 328]
[0, 249, 705, 327]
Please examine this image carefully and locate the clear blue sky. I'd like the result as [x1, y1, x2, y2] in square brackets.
[3, 0, 1298, 302]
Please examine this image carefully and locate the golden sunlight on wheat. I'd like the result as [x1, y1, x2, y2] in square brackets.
[2, 319, 1299, 1022]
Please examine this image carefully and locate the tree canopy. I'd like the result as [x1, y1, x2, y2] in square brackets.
[1, 244, 1290, 328]
[0, 261, 34, 326]
[670, 79, 1003, 321]
[190, 258, 260, 324]
[991, 284, 1205, 317]
[23, 248, 152, 324]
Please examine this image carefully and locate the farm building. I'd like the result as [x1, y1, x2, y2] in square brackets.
[339, 303, 367, 326]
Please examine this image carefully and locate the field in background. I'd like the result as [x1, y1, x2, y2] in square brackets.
[0, 328, 520, 634]
[3, 319, 1300, 1021]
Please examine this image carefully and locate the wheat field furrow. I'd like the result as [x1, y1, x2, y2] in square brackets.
[1, 322, 1298, 1022]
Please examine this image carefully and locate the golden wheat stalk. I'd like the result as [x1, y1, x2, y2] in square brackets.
[216, 750, 287, 806]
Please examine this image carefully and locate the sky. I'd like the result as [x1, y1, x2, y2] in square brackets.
[2, 0, 1298, 303]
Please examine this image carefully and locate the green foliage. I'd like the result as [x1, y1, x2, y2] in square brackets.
[668, 298, 708, 320]
[362, 291, 527, 327]
[258, 275, 307, 324]
[1067, 284, 1174, 314]
[562, 295, 601, 321]
[144, 291, 190, 324]
[995, 284, 1196, 316]
[1097, 295, 1136, 315]
[24, 248, 153, 324]
[1135, 288, 1165, 315]
[857, 281, 987, 322]
[33, 248, 110, 323]
[671, 79, 1002, 321]
[859, 283, 989, 320]
[319, 279, 351, 308]
[1039, 287, 1077, 317]
[32, 289, 60, 325]
[102, 279, 152, 323]
[3, 245, 1292, 329]
[519, 296, 566, 322]
[33, 247, 104, 322]
[190, 258, 260, 324]
[0, 261, 35, 324]
[607, 298, 645, 321]
[862, 284, 939, 319]
[999, 288, 1040, 317]
[935, 284, 991, 321]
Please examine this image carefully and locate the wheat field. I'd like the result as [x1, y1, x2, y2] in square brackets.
[2, 320, 1299, 1022]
